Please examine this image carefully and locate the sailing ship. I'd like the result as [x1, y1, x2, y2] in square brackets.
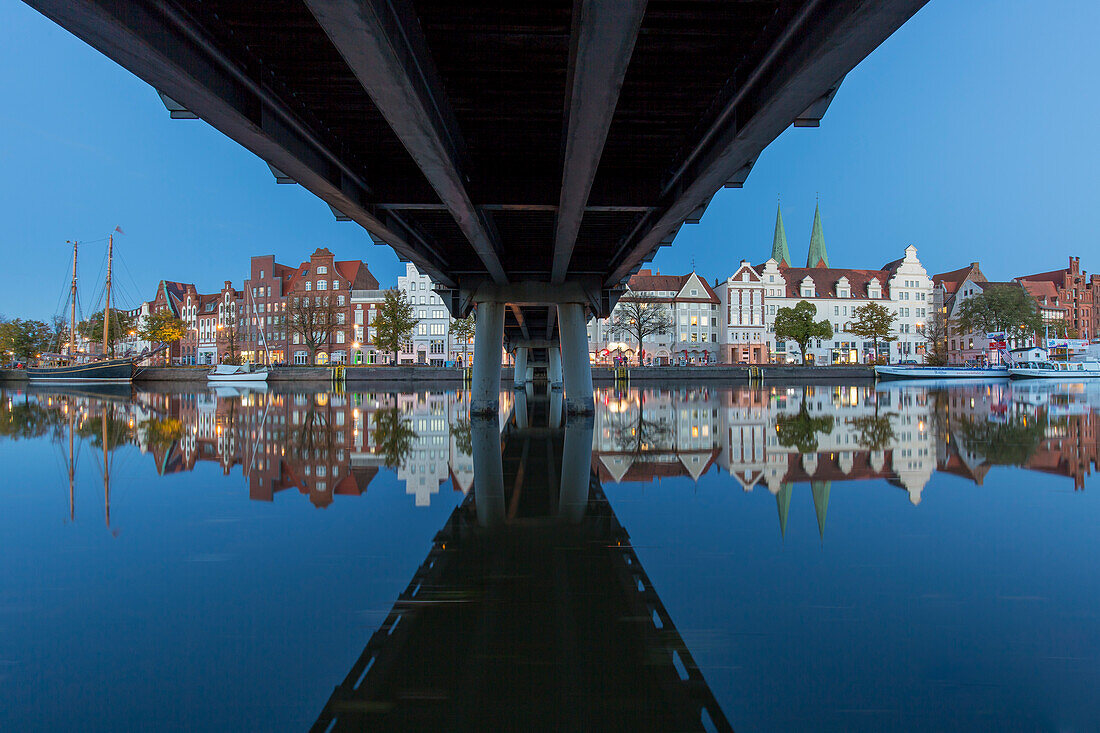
[29, 233, 135, 384]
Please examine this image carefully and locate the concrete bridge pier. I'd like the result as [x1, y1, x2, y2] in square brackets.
[558, 303, 594, 415]
[559, 414, 594, 523]
[513, 346, 528, 387]
[471, 416, 505, 528]
[471, 301, 506, 415]
[513, 386, 529, 430]
[549, 346, 563, 389]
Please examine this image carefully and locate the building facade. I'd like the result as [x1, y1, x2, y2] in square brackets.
[716, 260, 769, 364]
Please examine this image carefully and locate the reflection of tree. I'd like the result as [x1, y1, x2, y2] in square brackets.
[0, 395, 65, 440]
[74, 408, 134, 451]
[605, 393, 673, 455]
[957, 415, 1050, 466]
[452, 417, 472, 456]
[776, 404, 834, 454]
[373, 407, 418, 469]
[140, 416, 184, 452]
[292, 404, 337, 461]
[849, 414, 896, 451]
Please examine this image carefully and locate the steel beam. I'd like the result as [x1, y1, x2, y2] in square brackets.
[24, 0, 454, 287]
[551, 0, 647, 284]
[305, 0, 508, 285]
[607, 0, 928, 284]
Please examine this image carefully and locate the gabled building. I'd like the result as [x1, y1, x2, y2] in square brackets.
[286, 248, 379, 365]
[1015, 257, 1094, 340]
[757, 205, 933, 363]
[716, 260, 769, 364]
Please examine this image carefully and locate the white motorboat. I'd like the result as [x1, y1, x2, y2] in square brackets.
[1008, 359, 1100, 380]
[874, 365, 1008, 380]
[207, 363, 270, 383]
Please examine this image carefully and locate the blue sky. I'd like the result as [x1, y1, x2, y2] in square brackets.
[1, 1, 1098, 319]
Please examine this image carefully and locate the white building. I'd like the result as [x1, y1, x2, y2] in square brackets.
[398, 263, 453, 366]
[716, 260, 769, 364]
[758, 204, 933, 364]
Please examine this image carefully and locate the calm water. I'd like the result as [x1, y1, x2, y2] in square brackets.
[0, 380, 1098, 731]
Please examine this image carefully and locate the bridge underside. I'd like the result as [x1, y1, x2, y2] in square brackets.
[25, 0, 926, 410]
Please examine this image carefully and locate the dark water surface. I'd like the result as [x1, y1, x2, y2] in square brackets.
[0, 380, 1097, 731]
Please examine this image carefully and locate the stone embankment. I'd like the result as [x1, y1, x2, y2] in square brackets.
[0, 364, 875, 385]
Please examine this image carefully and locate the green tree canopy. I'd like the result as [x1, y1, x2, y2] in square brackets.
[372, 406, 418, 469]
[139, 310, 188, 345]
[450, 313, 475, 366]
[773, 301, 833, 363]
[77, 309, 137, 357]
[0, 319, 52, 362]
[849, 301, 897, 363]
[371, 289, 419, 363]
[776, 402, 835, 454]
[955, 285, 1042, 339]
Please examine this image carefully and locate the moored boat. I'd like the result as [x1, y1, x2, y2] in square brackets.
[874, 364, 1008, 380]
[1008, 359, 1100, 380]
[28, 357, 133, 384]
[207, 363, 270, 383]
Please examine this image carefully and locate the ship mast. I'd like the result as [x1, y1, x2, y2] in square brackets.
[102, 404, 110, 528]
[68, 240, 77, 358]
[102, 233, 113, 358]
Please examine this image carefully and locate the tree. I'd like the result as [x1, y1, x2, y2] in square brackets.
[77, 309, 136, 357]
[49, 315, 70, 353]
[773, 301, 832, 364]
[849, 301, 897, 364]
[1047, 319, 1078, 339]
[139, 310, 188, 364]
[955, 285, 1042, 342]
[0, 319, 52, 363]
[371, 289, 419, 364]
[372, 406, 418, 469]
[450, 313, 475, 367]
[924, 308, 950, 366]
[218, 308, 244, 365]
[289, 294, 338, 364]
[776, 401, 835, 453]
[608, 295, 674, 366]
[849, 414, 896, 451]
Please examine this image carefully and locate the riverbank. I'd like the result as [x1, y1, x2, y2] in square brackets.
[0, 364, 876, 386]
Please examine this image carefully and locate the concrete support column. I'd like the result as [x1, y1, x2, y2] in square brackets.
[514, 387, 529, 430]
[548, 345, 563, 389]
[471, 301, 506, 415]
[513, 346, 528, 386]
[525, 365, 535, 383]
[558, 415, 593, 523]
[471, 416, 505, 528]
[548, 388, 563, 428]
[557, 302, 594, 414]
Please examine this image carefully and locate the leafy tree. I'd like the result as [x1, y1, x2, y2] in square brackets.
[139, 310, 188, 364]
[49, 315, 70, 353]
[1047, 319, 1078, 339]
[289, 294, 338, 363]
[849, 414, 896, 451]
[372, 406, 418, 469]
[955, 285, 1042, 342]
[773, 301, 832, 364]
[776, 401, 835, 454]
[450, 313, 475, 367]
[77, 309, 136, 357]
[0, 319, 52, 363]
[924, 308, 950, 366]
[849, 301, 897, 364]
[371, 289, 419, 364]
[608, 295, 673, 366]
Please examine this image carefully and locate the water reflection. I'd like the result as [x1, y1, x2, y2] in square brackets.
[2, 380, 1099, 729]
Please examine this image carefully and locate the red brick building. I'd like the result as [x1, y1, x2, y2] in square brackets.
[284, 248, 379, 365]
[1016, 257, 1094, 340]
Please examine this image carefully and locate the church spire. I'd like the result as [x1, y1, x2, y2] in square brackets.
[770, 201, 791, 266]
[806, 200, 829, 268]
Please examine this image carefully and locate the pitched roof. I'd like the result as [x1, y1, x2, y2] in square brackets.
[932, 263, 984, 294]
[1016, 267, 1070, 283]
[776, 265, 890, 299]
[626, 270, 719, 303]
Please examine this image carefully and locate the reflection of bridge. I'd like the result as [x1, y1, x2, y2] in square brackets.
[311, 389, 733, 731]
[25, 0, 927, 415]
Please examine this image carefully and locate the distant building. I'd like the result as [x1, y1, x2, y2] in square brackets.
[758, 203, 933, 364]
[716, 260, 769, 364]
[397, 263, 453, 365]
[1015, 257, 1095, 340]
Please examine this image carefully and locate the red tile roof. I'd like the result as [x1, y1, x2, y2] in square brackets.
[776, 265, 891, 299]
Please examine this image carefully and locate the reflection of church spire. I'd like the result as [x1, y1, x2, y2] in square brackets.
[770, 201, 791, 266]
[810, 480, 831, 539]
[776, 482, 793, 537]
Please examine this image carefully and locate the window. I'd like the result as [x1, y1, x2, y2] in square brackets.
[317, 265, 328, 274]
[260, 270, 265, 279]
[317, 280, 328, 291]
[305, 282, 312, 291]
[337, 295, 345, 306]
[336, 331, 345, 344]
[332, 280, 339, 290]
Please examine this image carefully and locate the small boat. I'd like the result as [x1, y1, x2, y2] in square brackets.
[1008, 359, 1100, 380]
[874, 364, 1008, 380]
[207, 363, 270, 383]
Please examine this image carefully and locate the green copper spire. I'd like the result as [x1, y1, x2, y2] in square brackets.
[810, 480, 831, 540]
[806, 202, 829, 268]
[776, 482, 793, 538]
[770, 202, 791, 266]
